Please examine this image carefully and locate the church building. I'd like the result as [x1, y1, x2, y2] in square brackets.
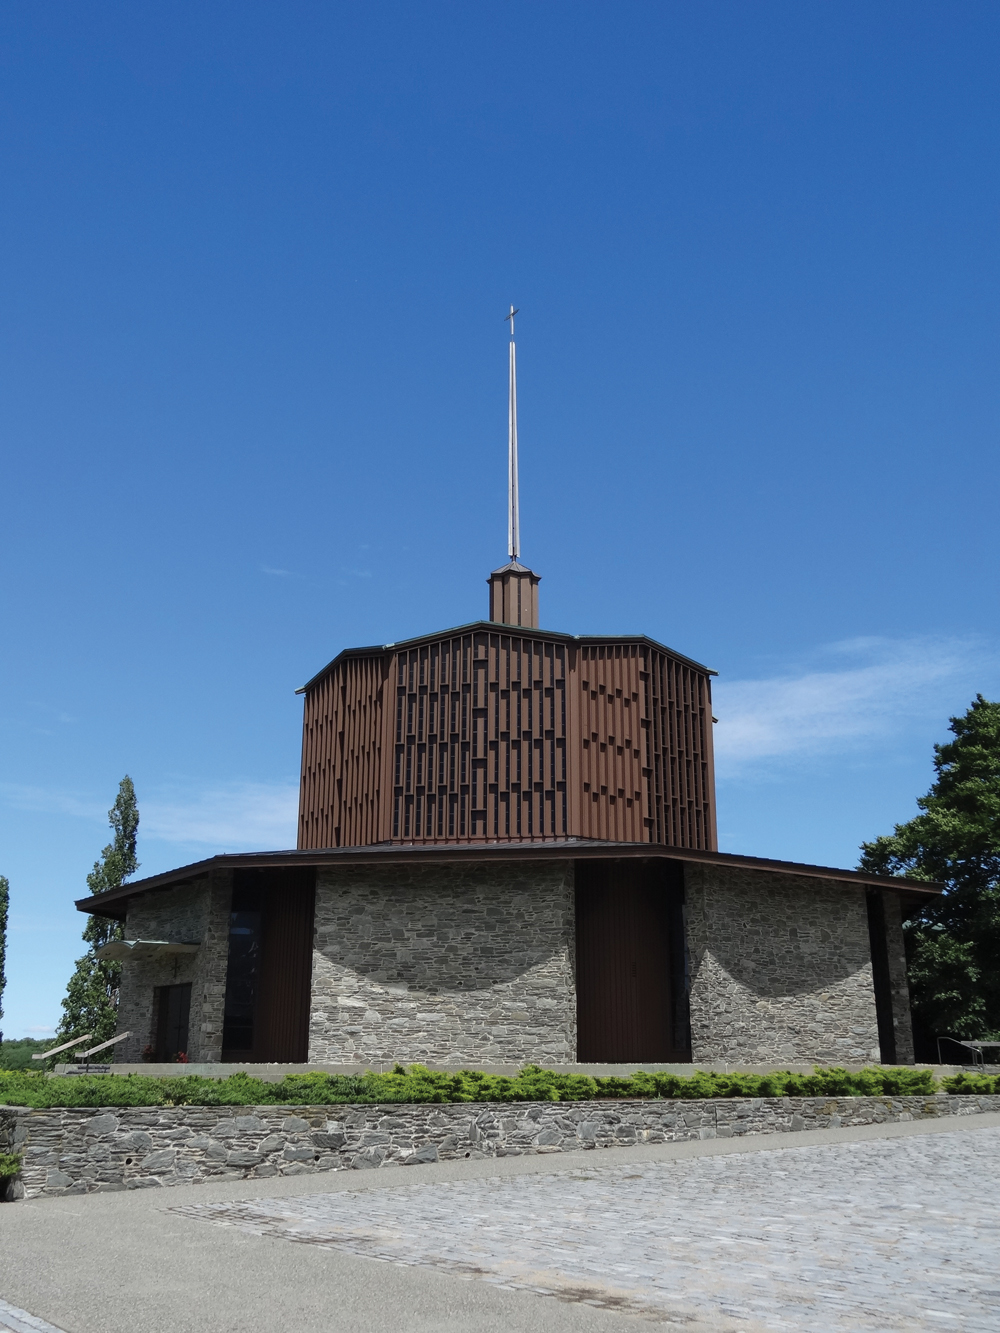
[83, 312, 936, 1070]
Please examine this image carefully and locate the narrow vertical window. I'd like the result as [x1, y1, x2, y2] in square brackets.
[222, 883, 262, 1056]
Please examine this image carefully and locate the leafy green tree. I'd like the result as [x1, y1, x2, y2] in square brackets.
[0, 875, 8, 1045]
[58, 778, 140, 1045]
[859, 696, 1000, 1054]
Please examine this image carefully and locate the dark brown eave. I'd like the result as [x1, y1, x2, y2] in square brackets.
[295, 621, 717, 695]
[77, 840, 942, 920]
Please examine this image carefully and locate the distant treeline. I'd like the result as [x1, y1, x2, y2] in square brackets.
[0, 1038, 50, 1071]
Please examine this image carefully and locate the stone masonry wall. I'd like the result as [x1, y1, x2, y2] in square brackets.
[309, 860, 576, 1065]
[881, 891, 915, 1064]
[684, 864, 881, 1064]
[4, 1094, 998, 1199]
[113, 867, 232, 1064]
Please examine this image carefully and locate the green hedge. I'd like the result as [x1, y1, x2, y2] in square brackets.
[940, 1072, 1000, 1095]
[0, 1063, 940, 1109]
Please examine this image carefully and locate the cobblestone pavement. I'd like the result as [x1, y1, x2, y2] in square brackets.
[0, 1297, 67, 1333]
[172, 1126, 1000, 1330]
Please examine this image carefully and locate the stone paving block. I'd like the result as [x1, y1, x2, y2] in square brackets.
[172, 1126, 1000, 1331]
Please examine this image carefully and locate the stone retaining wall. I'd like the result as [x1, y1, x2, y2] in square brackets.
[3, 1093, 999, 1200]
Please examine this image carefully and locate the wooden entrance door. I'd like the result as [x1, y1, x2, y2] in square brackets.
[575, 859, 690, 1062]
[222, 867, 316, 1063]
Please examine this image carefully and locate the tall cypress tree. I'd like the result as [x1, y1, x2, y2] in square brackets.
[859, 695, 1000, 1056]
[0, 875, 9, 1046]
[58, 777, 140, 1044]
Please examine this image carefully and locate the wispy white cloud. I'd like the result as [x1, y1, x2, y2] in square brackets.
[0, 783, 106, 822]
[0, 778, 300, 852]
[712, 636, 989, 778]
[260, 565, 304, 579]
[142, 780, 299, 850]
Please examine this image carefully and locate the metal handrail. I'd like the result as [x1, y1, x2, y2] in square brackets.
[936, 1035, 1000, 1068]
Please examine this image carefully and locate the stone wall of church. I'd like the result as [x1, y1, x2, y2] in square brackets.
[308, 860, 577, 1065]
[683, 864, 882, 1065]
[113, 867, 232, 1065]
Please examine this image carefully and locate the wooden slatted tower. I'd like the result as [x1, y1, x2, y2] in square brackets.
[296, 309, 718, 851]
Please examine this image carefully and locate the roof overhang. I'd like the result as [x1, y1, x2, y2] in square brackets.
[77, 840, 942, 921]
[296, 621, 717, 694]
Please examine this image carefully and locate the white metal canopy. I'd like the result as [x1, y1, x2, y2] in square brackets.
[95, 939, 200, 961]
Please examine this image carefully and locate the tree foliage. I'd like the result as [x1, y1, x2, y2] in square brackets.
[58, 778, 139, 1045]
[859, 695, 1000, 1048]
[0, 875, 8, 1045]
[0, 1037, 48, 1071]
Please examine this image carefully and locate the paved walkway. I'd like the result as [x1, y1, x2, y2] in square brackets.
[2, 1114, 999, 1333]
[172, 1127, 1000, 1330]
[0, 1299, 66, 1333]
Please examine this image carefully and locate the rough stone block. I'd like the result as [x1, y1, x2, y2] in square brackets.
[282, 1145, 315, 1161]
[403, 1144, 439, 1165]
[140, 1149, 177, 1170]
[85, 1114, 119, 1138]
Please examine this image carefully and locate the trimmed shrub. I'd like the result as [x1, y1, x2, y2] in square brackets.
[0, 1063, 939, 1109]
[941, 1072, 1000, 1095]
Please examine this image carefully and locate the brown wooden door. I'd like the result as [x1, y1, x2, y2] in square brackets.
[222, 867, 316, 1063]
[254, 868, 316, 1062]
[575, 859, 689, 1062]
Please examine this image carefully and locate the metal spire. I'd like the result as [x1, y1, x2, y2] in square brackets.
[505, 305, 520, 560]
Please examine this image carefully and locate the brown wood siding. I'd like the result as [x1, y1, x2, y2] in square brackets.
[298, 630, 716, 851]
[648, 649, 716, 850]
[298, 655, 389, 850]
[576, 644, 648, 842]
[385, 630, 570, 844]
[229, 867, 315, 1063]
[575, 858, 689, 1062]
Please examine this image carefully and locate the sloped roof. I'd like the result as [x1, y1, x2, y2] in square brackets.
[296, 621, 716, 694]
[78, 838, 941, 920]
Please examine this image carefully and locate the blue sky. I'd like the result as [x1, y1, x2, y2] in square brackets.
[2, 2, 998, 1039]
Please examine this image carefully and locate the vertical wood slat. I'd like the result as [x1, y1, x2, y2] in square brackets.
[297, 632, 716, 850]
